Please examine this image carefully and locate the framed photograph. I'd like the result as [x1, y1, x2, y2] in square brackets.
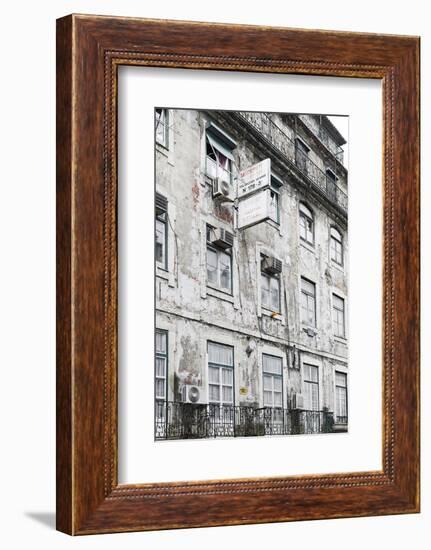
[56, 14, 420, 535]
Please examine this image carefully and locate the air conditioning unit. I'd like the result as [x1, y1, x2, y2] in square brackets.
[210, 228, 234, 250]
[181, 384, 208, 405]
[262, 255, 282, 275]
[212, 177, 235, 202]
[292, 393, 305, 410]
[155, 192, 168, 215]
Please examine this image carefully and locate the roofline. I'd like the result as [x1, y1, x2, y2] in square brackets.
[319, 115, 347, 146]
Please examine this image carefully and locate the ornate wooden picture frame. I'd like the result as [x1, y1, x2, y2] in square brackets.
[56, 14, 420, 535]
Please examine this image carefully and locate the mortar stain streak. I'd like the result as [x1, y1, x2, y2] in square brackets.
[178, 334, 200, 377]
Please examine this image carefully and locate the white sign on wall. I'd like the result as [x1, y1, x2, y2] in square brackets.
[237, 189, 271, 229]
[237, 158, 271, 198]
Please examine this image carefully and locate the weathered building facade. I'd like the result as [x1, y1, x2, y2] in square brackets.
[155, 108, 348, 439]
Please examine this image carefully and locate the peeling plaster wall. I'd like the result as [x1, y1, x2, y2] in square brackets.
[156, 109, 348, 415]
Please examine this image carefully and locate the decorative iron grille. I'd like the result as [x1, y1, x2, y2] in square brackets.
[155, 402, 338, 440]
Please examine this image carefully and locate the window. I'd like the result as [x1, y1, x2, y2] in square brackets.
[301, 277, 316, 327]
[330, 226, 343, 266]
[326, 168, 338, 186]
[326, 169, 338, 203]
[207, 247, 232, 293]
[332, 294, 346, 338]
[303, 364, 319, 411]
[206, 226, 232, 293]
[269, 175, 282, 224]
[335, 372, 348, 423]
[262, 354, 283, 408]
[208, 342, 234, 406]
[299, 203, 314, 245]
[155, 193, 167, 269]
[205, 126, 235, 184]
[261, 272, 281, 312]
[155, 108, 169, 147]
[155, 330, 168, 420]
[295, 137, 310, 173]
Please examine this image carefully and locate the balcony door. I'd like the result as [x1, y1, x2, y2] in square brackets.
[208, 342, 235, 436]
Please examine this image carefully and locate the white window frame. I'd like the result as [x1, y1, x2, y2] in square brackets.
[299, 202, 314, 245]
[207, 342, 234, 407]
[206, 226, 233, 294]
[155, 211, 167, 270]
[332, 293, 346, 338]
[330, 226, 343, 266]
[261, 271, 281, 313]
[303, 363, 320, 411]
[205, 130, 235, 185]
[155, 330, 168, 420]
[301, 276, 317, 327]
[335, 371, 348, 423]
[262, 354, 283, 409]
[155, 108, 169, 148]
[256, 245, 285, 324]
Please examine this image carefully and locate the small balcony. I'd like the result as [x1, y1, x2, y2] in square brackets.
[155, 402, 343, 440]
[297, 114, 345, 163]
[236, 112, 348, 216]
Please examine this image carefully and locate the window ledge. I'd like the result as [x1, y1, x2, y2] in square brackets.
[206, 285, 234, 303]
[334, 336, 348, 344]
[261, 307, 283, 322]
[330, 261, 345, 274]
[156, 266, 169, 279]
[265, 218, 281, 231]
[156, 141, 169, 153]
[300, 240, 315, 254]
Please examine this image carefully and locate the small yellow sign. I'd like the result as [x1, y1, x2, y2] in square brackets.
[239, 387, 248, 396]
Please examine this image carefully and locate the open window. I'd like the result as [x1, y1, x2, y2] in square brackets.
[205, 123, 236, 185]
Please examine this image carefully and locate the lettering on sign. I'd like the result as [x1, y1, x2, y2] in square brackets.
[238, 158, 271, 198]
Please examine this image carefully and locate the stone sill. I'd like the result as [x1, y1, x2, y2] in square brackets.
[300, 240, 316, 254]
[206, 285, 235, 304]
[261, 307, 284, 323]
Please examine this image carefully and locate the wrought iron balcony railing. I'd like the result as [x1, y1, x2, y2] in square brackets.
[297, 115, 345, 163]
[155, 401, 340, 440]
[236, 111, 348, 215]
